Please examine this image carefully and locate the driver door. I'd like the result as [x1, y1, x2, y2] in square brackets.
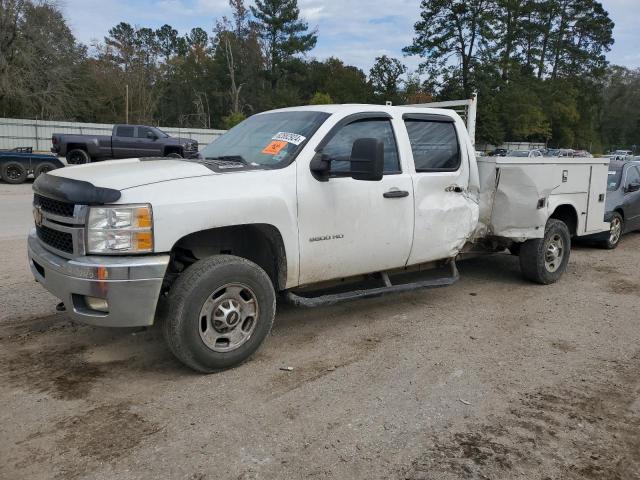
[135, 126, 163, 157]
[296, 114, 414, 286]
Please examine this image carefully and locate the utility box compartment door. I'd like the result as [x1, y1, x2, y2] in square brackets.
[585, 163, 609, 233]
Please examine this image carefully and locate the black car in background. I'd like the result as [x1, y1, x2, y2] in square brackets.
[594, 159, 640, 248]
[488, 148, 508, 157]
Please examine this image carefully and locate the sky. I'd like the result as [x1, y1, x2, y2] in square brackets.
[60, 0, 640, 73]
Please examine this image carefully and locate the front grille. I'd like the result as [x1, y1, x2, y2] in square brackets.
[34, 194, 75, 218]
[36, 225, 73, 254]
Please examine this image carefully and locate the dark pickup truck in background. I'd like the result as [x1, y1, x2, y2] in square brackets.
[51, 124, 199, 164]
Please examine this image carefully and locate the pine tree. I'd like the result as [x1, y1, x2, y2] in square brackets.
[250, 0, 317, 88]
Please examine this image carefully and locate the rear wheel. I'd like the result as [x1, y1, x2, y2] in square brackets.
[599, 213, 623, 249]
[34, 162, 57, 179]
[66, 149, 90, 164]
[162, 255, 276, 373]
[1, 161, 27, 184]
[519, 219, 571, 284]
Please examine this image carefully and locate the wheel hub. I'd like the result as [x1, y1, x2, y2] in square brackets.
[198, 283, 259, 352]
[544, 234, 564, 272]
[609, 218, 621, 244]
[7, 167, 20, 179]
[214, 300, 242, 330]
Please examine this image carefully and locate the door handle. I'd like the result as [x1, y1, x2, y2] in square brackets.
[383, 189, 409, 198]
[445, 185, 464, 193]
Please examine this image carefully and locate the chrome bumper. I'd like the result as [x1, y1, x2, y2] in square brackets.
[27, 229, 170, 327]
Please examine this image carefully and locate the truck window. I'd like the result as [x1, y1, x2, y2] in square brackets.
[322, 119, 400, 175]
[137, 126, 154, 139]
[404, 120, 460, 172]
[626, 166, 640, 187]
[607, 164, 623, 191]
[115, 126, 135, 137]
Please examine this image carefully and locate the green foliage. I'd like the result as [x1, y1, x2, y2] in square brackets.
[309, 92, 332, 105]
[250, 0, 317, 88]
[369, 55, 407, 104]
[0, 0, 634, 153]
[222, 112, 247, 128]
[406, 0, 621, 149]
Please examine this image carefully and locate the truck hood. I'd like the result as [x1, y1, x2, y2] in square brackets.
[48, 158, 215, 190]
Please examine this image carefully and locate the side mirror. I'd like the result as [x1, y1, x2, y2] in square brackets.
[349, 138, 384, 181]
[626, 182, 640, 193]
[146, 131, 158, 140]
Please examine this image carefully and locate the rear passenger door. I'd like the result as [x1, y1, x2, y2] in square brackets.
[112, 125, 138, 158]
[403, 113, 478, 265]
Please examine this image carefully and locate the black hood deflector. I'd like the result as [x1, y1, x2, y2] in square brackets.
[33, 173, 121, 204]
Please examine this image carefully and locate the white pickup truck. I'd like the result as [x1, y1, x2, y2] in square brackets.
[27, 105, 610, 372]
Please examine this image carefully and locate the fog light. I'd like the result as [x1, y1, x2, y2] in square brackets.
[85, 296, 109, 313]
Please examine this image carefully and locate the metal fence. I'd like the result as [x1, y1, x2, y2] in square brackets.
[0, 117, 226, 151]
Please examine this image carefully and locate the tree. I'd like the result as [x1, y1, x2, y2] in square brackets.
[369, 55, 407, 103]
[250, 0, 317, 88]
[599, 67, 640, 151]
[404, 0, 492, 96]
[0, 0, 93, 119]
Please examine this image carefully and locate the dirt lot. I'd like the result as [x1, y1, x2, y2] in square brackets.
[1, 181, 639, 480]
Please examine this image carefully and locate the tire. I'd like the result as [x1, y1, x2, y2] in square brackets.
[599, 213, 623, 249]
[165, 152, 183, 158]
[519, 219, 571, 285]
[509, 243, 521, 256]
[34, 161, 57, 179]
[161, 255, 276, 373]
[66, 149, 90, 164]
[1, 161, 27, 184]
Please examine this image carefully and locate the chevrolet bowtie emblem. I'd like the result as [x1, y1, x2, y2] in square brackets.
[33, 206, 43, 227]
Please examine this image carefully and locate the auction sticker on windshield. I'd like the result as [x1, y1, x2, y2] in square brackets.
[272, 132, 306, 145]
[262, 140, 288, 155]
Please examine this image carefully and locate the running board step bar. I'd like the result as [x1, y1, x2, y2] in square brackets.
[284, 261, 459, 308]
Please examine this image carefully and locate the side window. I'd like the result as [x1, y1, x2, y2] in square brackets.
[404, 120, 461, 172]
[137, 126, 153, 139]
[322, 119, 400, 175]
[115, 126, 134, 137]
[626, 166, 640, 187]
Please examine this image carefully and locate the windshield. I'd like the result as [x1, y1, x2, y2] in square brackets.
[607, 164, 623, 191]
[508, 150, 530, 157]
[200, 111, 330, 167]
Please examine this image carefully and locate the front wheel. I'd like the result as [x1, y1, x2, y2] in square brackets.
[161, 255, 276, 373]
[519, 219, 571, 284]
[599, 213, 623, 249]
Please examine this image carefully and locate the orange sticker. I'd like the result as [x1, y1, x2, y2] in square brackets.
[262, 140, 287, 155]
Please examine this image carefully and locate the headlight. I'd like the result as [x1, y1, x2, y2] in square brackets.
[87, 204, 153, 254]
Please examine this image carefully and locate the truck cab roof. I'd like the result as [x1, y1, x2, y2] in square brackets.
[259, 104, 462, 121]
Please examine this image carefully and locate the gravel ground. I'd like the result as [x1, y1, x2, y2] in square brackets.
[1, 181, 639, 480]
